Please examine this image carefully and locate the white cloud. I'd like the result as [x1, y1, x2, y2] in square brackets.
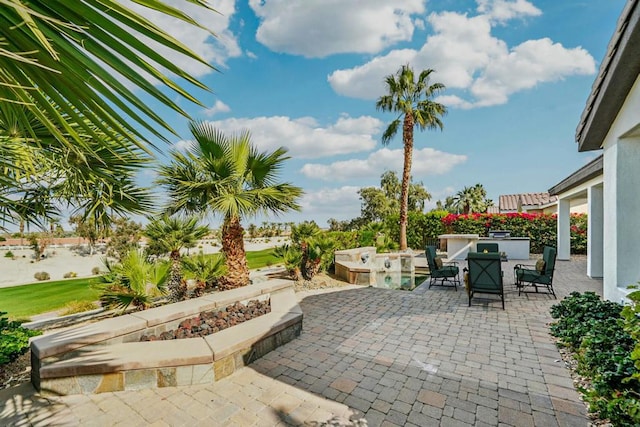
[299, 186, 362, 219]
[477, 0, 542, 23]
[203, 100, 231, 117]
[123, 0, 241, 75]
[204, 115, 382, 158]
[248, 0, 426, 57]
[327, 4, 595, 108]
[300, 147, 467, 181]
[173, 139, 194, 151]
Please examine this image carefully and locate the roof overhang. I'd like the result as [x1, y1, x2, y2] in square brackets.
[549, 155, 603, 195]
[576, 0, 640, 151]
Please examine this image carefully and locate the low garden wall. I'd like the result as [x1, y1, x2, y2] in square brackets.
[30, 279, 302, 395]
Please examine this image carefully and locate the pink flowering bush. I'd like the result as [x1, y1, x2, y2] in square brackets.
[442, 212, 587, 254]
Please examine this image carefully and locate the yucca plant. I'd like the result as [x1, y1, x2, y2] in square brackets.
[95, 249, 169, 312]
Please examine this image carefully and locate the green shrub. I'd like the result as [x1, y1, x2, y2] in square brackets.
[4, 251, 13, 258]
[0, 311, 41, 364]
[63, 271, 78, 279]
[550, 292, 622, 348]
[33, 271, 50, 281]
[384, 211, 447, 249]
[550, 292, 640, 426]
[91, 266, 101, 275]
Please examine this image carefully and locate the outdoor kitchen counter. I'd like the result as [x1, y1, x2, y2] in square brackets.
[439, 234, 530, 260]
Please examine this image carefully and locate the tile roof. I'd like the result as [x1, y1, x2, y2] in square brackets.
[499, 193, 558, 211]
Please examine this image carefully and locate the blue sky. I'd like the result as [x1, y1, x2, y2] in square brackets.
[129, 0, 626, 229]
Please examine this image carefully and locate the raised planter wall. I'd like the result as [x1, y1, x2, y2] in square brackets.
[30, 279, 302, 395]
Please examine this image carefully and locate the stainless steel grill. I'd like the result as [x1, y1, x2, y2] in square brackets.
[488, 230, 511, 238]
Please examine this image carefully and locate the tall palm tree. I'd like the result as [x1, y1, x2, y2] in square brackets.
[144, 215, 209, 302]
[158, 123, 303, 290]
[376, 65, 447, 250]
[0, 1, 214, 229]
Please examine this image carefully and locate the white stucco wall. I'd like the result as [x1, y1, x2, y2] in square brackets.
[601, 72, 640, 302]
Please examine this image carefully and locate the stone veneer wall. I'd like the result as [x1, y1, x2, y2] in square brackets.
[30, 279, 302, 395]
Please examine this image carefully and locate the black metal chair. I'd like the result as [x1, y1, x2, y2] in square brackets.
[425, 245, 460, 290]
[513, 246, 557, 298]
[476, 243, 499, 253]
[465, 251, 505, 309]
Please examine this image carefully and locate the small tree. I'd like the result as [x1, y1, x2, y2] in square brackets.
[107, 218, 143, 261]
[143, 215, 209, 302]
[69, 216, 106, 255]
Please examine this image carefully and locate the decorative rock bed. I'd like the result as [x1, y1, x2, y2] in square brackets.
[30, 279, 302, 396]
[140, 299, 271, 341]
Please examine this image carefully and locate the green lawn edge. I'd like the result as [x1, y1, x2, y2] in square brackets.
[0, 248, 280, 320]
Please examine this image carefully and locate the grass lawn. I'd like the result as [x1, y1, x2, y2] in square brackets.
[1, 248, 281, 321]
[0, 277, 100, 321]
[245, 248, 281, 269]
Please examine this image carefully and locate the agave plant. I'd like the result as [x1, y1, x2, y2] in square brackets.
[95, 249, 169, 312]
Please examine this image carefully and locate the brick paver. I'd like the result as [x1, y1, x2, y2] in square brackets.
[0, 257, 599, 426]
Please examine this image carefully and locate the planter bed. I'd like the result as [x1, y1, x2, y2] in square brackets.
[30, 279, 302, 395]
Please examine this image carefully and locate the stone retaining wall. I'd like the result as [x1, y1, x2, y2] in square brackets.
[30, 279, 302, 395]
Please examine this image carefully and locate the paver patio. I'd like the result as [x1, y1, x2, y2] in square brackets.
[0, 257, 601, 426]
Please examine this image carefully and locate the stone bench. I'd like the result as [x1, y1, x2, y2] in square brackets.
[31, 279, 302, 395]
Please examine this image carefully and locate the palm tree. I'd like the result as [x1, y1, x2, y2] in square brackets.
[1, 1, 213, 150]
[182, 253, 226, 297]
[376, 65, 447, 250]
[158, 123, 303, 290]
[96, 249, 170, 312]
[1, 105, 153, 228]
[143, 215, 209, 302]
[454, 184, 492, 214]
[0, 1, 214, 229]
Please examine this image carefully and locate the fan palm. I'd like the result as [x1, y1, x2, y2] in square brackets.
[182, 253, 226, 296]
[0, 105, 152, 228]
[158, 122, 303, 289]
[376, 65, 447, 250]
[454, 184, 492, 214]
[96, 249, 169, 312]
[143, 215, 209, 301]
[0, 1, 214, 228]
[1, 0, 213, 150]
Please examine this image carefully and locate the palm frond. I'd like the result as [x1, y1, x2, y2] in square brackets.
[1, 0, 215, 150]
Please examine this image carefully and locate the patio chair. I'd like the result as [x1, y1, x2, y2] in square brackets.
[513, 246, 557, 299]
[476, 243, 499, 253]
[465, 251, 504, 309]
[425, 245, 460, 290]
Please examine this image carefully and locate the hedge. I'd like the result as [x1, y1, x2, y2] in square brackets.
[384, 212, 587, 254]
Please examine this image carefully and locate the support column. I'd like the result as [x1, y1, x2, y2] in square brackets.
[557, 199, 571, 261]
[604, 137, 640, 301]
[587, 184, 603, 278]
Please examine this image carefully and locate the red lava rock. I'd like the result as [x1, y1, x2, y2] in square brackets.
[140, 299, 271, 342]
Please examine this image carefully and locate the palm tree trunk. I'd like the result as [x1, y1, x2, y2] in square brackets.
[400, 113, 414, 251]
[219, 216, 250, 290]
[168, 250, 186, 302]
